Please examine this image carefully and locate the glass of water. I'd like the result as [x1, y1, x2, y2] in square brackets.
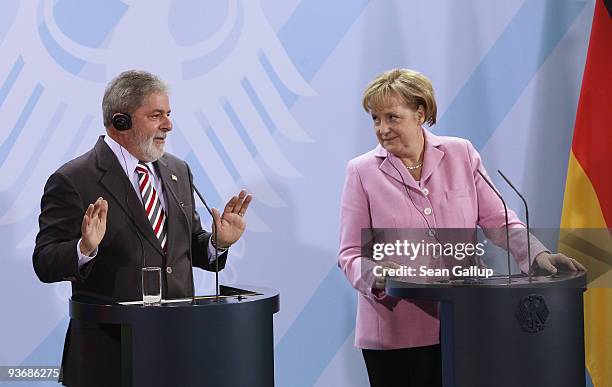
[142, 267, 162, 306]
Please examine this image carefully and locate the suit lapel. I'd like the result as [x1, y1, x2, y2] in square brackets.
[155, 157, 188, 266]
[420, 129, 444, 184]
[376, 145, 420, 189]
[94, 137, 165, 257]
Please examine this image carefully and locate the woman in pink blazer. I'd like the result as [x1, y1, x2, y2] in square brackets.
[338, 69, 584, 387]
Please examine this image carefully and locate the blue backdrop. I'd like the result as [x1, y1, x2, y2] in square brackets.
[0, 1, 595, 386]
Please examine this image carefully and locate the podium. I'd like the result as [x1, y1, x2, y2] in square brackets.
[386, 272, 586, 387]
[69, 285, 279, 387]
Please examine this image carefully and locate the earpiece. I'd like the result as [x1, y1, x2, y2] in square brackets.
[112, 113, 132, 131]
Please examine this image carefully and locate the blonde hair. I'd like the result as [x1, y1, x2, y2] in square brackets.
[362, 68, 437, 126]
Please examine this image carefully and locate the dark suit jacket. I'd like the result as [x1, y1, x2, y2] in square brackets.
[33, 136, 227, 386]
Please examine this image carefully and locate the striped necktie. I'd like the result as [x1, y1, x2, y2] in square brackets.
[135, 162, 167, 253]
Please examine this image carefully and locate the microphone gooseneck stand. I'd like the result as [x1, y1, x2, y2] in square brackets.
[191, 185, 220, 301]
[476, 170, 512, 284]
[497, 170, 533, 282]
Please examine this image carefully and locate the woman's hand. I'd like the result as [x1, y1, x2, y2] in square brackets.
[373, 260, 404, 290]
[532, 252, 586, 275]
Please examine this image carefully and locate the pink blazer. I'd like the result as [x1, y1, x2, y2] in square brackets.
[338, 129, 546, 349]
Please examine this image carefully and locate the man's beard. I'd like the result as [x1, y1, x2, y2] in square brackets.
[131, 131, 165, 162]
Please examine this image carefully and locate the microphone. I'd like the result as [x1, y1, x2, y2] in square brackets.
[163, 179, 221, 302]
[476, 169, 512, 284]
[497, 170, 533, 282]
[191, 185, 221, 301]
[162, 181, 197, 304]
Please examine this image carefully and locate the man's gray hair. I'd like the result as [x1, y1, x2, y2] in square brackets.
[102, 70, 168, 127]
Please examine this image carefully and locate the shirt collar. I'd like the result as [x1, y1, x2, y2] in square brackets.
[103, 135, 155, 176]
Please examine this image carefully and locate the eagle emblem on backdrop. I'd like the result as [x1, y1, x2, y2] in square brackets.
[0, 0, 315, 259]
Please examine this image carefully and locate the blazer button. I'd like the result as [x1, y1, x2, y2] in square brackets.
[424, 207, 432, 216]
[166, 266, 173, 274]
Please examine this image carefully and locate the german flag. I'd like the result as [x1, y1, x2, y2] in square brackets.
[560, 1, 612, 386]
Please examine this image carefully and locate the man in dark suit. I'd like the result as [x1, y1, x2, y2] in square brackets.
[33, 70, 252, 386]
